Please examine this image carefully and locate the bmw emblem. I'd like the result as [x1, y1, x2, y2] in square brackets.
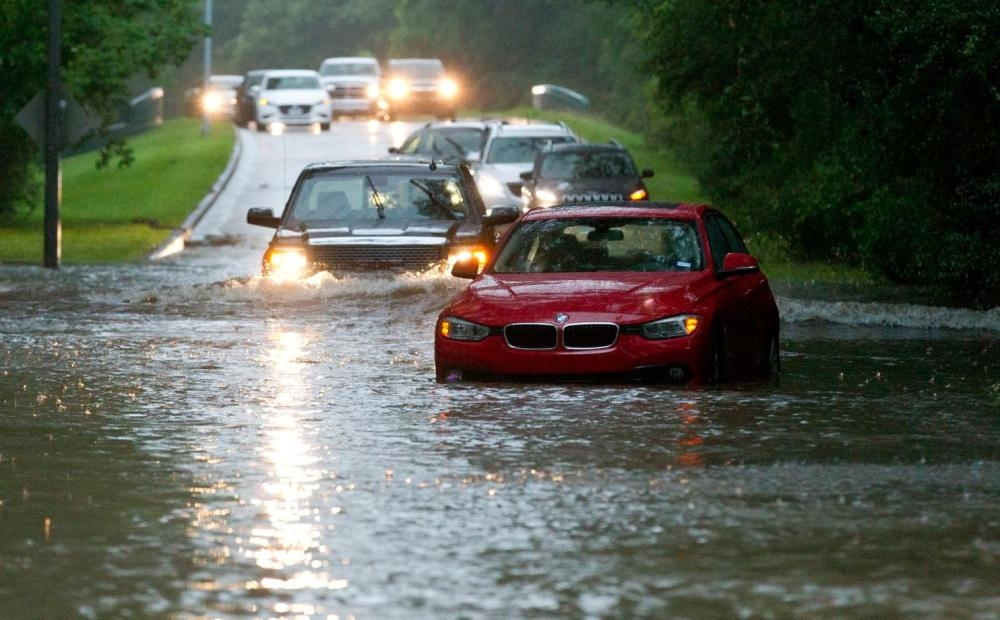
[555, 313, 569, 324]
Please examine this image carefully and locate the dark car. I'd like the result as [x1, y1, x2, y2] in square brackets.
[246, 160, 519, 279]
[387, 120, 491, 164]
[436, 202, 780, 385]
[234, 69, 268, 128]
[380, 58, 459, 121]
[519, 141, 653, 210]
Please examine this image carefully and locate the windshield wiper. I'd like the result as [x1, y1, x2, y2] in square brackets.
[366, 175, 386, 219]
[409, 179, 458, 220]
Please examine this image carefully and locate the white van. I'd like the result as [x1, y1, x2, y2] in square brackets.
[318, 57, 382, 117]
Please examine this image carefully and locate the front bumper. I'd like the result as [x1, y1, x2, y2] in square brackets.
[435, 328, 712, 384]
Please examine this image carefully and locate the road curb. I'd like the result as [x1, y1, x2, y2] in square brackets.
[149, 127, 245, 260]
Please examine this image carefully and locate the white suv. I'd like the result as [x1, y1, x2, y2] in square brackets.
[473, 121, 578, 208]
[318, 57, 381, 118]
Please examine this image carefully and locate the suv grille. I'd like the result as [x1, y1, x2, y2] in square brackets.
[330, 85, 368, 99]
[563, 323, 618, 349]
[311, 245, 445, 271]
[504, 324, 557, 350]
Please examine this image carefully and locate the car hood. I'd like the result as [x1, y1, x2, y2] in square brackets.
[278, 219, 465, 243]
[445, 272, 713, 325]
[536, 178, 641, 201]
[261, 89, 327, 104]
[480, 162, 531, 183]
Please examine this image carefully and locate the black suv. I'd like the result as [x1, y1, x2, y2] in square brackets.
[246, 160, 518, 278]
[519, 142, 654, 210]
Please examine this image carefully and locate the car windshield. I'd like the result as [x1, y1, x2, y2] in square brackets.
[390, 61, 443, 79]
[289, 171, 472, 224]
[485, 136, 575, 164]
[265, 75, 321, 90]
[492, 217, 704, 273]
[539, 150, 637, 179]
[321, 63, 378, 77]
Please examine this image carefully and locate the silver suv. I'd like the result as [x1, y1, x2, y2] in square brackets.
[472, 120, 577, 208]
[318, 57, 381, 118]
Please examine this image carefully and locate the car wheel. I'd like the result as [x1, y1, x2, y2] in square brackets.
[320, 122, 331, 131]
[256, 122, 267, 133]
[709, 325, 728, 385]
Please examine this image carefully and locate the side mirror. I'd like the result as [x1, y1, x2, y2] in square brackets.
[641, 169, 654, 178]
[519, 171, 534, 181]
[388, 147, 400, 154]
[451, 256, 480, 279]
[249, 85, 260, 95]
[718, 252, 760, 277]
[247, 207, 281, 228]
[484, 204, 521, 226]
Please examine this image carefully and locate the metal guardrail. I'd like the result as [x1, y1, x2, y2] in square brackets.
[531, 84, 590, 111]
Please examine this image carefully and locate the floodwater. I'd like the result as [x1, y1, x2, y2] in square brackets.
[2, 123, 998, 618]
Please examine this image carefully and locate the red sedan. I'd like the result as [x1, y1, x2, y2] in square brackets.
[434, 203, 780, 385]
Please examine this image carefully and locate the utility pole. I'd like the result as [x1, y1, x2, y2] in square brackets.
[44, 0, 62, 268]
[201, 0, 213, 136]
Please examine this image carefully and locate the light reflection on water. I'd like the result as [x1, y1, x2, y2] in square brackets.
[0, 260, 998, 617]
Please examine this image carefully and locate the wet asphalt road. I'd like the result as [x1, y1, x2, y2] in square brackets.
[1, 121, 998, 618]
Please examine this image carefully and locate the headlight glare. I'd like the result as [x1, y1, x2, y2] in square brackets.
[439, 317, 491, 341]
[439, 78, 458, 98]
[534, 189, 559, 207]
[639, 314, 700, 339]
[265, 248, 308, 281]
[476, 173, 507, 198]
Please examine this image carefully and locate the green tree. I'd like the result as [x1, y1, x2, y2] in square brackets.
[639, 0, 1000, 304]
[0, 0, 203, 220]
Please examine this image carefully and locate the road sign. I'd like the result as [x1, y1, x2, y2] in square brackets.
[15, 89, 93, 149]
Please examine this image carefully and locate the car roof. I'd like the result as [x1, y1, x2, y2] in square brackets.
[542, 141, 628, 154]
[389, 58, 443, 65]
[321, 56, 378, 64]
[520, 202, 707, 221]
[486, 121, 574, 138]
[299, 160, 463, 175]
[262, 69, 321, 78]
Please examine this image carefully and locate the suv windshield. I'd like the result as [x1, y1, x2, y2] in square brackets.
[493, 217, 704, 273]
[289, 172, 471, 224]
[485, 136, 575, 164]
[540, 150, 637, 179]
[321, 63, 378, 77]
[390, 61, 444, 79]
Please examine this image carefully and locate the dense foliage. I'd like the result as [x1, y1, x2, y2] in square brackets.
[0, 0, 202, 221]
[3, 0, 997, 304]
[640, 0, 1000, 304]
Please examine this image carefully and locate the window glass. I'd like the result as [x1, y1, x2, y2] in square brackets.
[485, 136, 574, 164]
[493, 217, 704, 273]
[290, 172, 470, 224]
[539, 151, 637, 180]
[266, 76, 321, 90]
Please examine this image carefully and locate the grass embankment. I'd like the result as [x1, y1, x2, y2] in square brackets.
[0, 118, 235, 264]
[504, 107, 874, 287]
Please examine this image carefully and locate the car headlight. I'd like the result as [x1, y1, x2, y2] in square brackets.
[629, 187, 649, 201]
[476, 173, 508, 199]
[366, 83, 380, 99]
[258, 97, 269, 106]
[639, 314, 700, 339]
[439, 317, 491, 341]
[448, 246, 488, 268]
[265, 248, 308, 281]
[534, 189, 559, 208]
[439, 78, 458, 98]
[387, 78, 409, 100]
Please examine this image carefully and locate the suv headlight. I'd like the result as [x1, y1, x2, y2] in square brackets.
[639, 314, 700, 339]
[387, 78, 408, 100]
[439, 317, 491, 341]
[439, 78, 458, 98]
[476, 172, 507, 199]
[265, 247, 308, 281]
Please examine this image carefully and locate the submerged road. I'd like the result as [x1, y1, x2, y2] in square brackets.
[0, 120, 997, 618]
